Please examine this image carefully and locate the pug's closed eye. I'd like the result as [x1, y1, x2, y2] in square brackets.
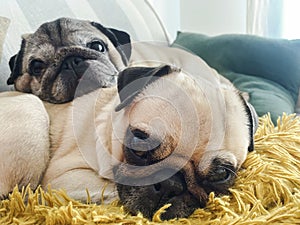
[206, 165, 234, 184]
[29, 59, 47, 76]
[202, 159, 236, 193]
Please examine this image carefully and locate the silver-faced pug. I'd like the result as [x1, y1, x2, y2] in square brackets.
[6, 17, 131, 103]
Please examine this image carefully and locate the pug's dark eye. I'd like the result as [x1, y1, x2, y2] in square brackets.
[87, 40, 106, 52]
[29, 60, 46, 76]
[206, 166, 234, 184]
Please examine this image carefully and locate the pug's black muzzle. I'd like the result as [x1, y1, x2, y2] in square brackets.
[114, 167, 203, 220]
[37, 46, 118, 103]
[54, 47, 99, 81]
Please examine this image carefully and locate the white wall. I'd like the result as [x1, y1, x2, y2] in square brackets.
[150, 0, 247, 40]
[148, 0, 180, 42]
[180, 0, 247, 35]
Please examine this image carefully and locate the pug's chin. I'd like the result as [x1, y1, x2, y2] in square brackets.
[49, 90, 75, 104]
[45, 74, 117, 103]
[74, 77, 117, 98]
[50, 82, 96, 103]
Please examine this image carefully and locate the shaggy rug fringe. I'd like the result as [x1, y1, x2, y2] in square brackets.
[0, 113, 300, 225]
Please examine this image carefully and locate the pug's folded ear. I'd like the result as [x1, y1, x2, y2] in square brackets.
[240, 94, 259, 152]
[115, 65, 177, 112]
[91, 22, 131, 65]
[7, 38, 27, 85]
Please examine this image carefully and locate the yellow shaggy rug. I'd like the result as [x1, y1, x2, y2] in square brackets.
[0, 114, 300, 225]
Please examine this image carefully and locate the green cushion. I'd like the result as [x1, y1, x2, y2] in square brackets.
[172, 32, 300, 123]
[223, 71, 295, 123]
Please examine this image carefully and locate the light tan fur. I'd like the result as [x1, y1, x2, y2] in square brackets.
[0, 92, 49, 198]
[0, 42, 254, 219]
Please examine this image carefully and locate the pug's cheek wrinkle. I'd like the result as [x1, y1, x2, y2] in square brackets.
[15, 74, 33, 93]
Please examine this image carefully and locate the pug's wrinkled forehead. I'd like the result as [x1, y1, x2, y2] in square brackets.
[24, 18, 119, 56]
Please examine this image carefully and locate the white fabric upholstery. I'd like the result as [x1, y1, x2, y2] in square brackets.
[0, 16, 9, 63]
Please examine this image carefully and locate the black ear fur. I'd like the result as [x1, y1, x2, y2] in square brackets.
[9, 54, 17, 72]
[240, 94, 258, 152]
[115, 65, 174, 112]
[7, 39, 26, 85]
[91, 22, 131, 65]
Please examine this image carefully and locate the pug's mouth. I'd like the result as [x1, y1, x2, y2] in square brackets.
[73, 76, 115, 100]
[49, 71, 118, 103]
[114, 167, 204, 220]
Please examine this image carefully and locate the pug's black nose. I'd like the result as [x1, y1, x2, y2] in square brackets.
[61, 56, 84, 71]
[61, 56, 88, 78]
